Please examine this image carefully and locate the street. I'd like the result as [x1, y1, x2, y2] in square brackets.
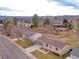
[0, 35, 30, 59]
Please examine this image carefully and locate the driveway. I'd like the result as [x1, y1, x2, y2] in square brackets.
[24, 44, 41, 59]
[25, 44, 41, 53]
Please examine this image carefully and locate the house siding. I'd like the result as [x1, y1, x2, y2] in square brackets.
[41, 44, 70, 56]
[71, 55, 79, 59]
[60, 45, 71, 55]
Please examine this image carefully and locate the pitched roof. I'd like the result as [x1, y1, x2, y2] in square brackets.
[70, 48, 79, 57]
[30, 33, 42, 40]
[38, 38, 67, 49]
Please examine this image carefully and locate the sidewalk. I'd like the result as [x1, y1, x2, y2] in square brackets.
[25, 44, 41, 52]
[12, 38, 23, 41]
[25, 44, 41, 59]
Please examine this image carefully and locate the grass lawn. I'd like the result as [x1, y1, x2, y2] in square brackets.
[63, 31, 79, 48]
[32, 50, 69, 59]
[15, 39, 35, 48]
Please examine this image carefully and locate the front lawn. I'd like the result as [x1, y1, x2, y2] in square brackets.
[32, 50, 68, 59]
[15, 39, 35, 48]
[63, 31, 79, 48]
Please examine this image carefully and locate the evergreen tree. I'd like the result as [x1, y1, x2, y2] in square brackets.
[32, 14, 38, 27]
[63, 19, 69, 27]
[45, 18, 50, 25]
[13, 17, 18, 25]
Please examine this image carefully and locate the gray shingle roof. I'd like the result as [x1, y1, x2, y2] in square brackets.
[70, 48, 79, 57]
[38, 38, 67, 49]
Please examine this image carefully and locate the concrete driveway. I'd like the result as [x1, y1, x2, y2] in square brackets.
[25, 44, 41, 53]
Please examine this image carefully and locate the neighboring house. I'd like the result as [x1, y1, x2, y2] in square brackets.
[17, 21, 32, 27]
[53, 24, 69, 32]
[9, 26, 19, 38]
[29, 33, 42, 41]
[66, 48, 79, 59]
[16, 28, 42, 41]
[72, 19, 79, 32]
[38, 38, 71, 56]
[21, 29, 36, 39]
[0, 24, 4, 33]
[25, 23, 32, 27]
[21, 29, 42, 41]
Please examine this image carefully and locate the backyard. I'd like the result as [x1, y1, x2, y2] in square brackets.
[15, 39, 35, 48]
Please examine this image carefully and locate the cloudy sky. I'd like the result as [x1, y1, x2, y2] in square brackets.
[0, 0, 79, 16]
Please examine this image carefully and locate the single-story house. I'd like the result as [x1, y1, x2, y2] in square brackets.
[38, 38, 71, 56]
[17, 21, 32, 27]
[16, 28, 42, 41]
[66, 48, 79, 59]
[53, 24, 69, 32]
[25, 23, 32, 27]
[29, 33, 42, 41]
[9, 27, 42, 41]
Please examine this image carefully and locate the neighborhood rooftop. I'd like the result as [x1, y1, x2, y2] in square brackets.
[38, 38, 67, 49]
[70, 48, 79, 57]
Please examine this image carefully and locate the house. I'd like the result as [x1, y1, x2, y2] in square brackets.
[38, 38, 71, 56]
[21, 29, 42, 41]
[16, 28, 42, 41]
[9, 26, 42, 41]
[29, 33, 42, 41]
[17, 20, 32, 27]
[19, 29, 36, 39]
[66, 48, 79, 59]
[71, 19, 79, 32]
[53, 24, 69, 32]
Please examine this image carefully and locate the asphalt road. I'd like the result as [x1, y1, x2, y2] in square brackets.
[0, 35, 30, 59]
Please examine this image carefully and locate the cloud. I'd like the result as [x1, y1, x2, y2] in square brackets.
[0, 7, 23, 12]
[0, 0, 79, 16]
[0, 7, 14, 11]
[47, 0, 79, 9]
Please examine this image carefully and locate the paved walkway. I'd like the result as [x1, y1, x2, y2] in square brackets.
[25, 44, 41, 52]
[12, 38, 23, 41]
[25, 44, 41, 59]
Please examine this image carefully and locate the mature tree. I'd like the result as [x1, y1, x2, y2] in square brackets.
[3, 19, 8, 30]
[20, 18, 23, 22]
[16, 30, 22, 40]
[68, 24, 73, 30]
[44, 18, 50, 25]
[77, 19, 79, 31]
[0, 20, 3, 24]
[3, 19, 11, 35]
[63, 19, 69, 27]
[13, 17, 19, 25]
[32, 14, 38, 27]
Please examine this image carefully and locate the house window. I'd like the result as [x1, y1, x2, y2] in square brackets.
[50, 46, 52, 49]
[46, 44, 48, 47]
[56, 48, 58, 51]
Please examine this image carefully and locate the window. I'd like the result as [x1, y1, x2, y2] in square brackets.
[56, 48, 58, 50]
[46, 44, 48, 47]
[50, 46, 52, 49]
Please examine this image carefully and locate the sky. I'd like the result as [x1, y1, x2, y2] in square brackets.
[0, 0, 79, 16]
